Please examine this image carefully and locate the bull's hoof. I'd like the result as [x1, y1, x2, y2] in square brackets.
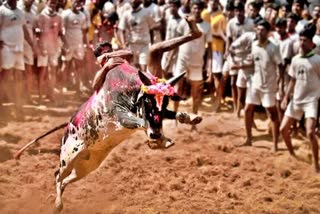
[146, 138, 175, 149]
[54, 199, 63, 214]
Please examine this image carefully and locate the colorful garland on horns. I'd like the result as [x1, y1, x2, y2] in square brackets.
[141, 78, 176, 111]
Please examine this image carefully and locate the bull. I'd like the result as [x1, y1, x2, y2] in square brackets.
[14, 16, 203, 212]
[15, 64, 201, 212]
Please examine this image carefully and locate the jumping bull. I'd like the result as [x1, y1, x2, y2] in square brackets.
[15, 63, 201, 212]
[15, 16, 204, 212]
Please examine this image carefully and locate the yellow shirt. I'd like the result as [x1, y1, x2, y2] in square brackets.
[87, 2, 102, 42]
[64, 0, 72, 9]
[201, 9, 226, 52]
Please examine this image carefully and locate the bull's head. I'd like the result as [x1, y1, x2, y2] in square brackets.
[136, 71, 185, 147]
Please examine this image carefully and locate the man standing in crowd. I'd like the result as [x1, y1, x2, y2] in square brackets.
[287, 12, 300, 39]
[34, 0, 68, 102]
[280, 23, 320, 173]
[61, 0, 87, 94]
[271, 18, 294, 122]
[247, 1, 262, 21]
[118, 0, 155, 72]
[175, 0, 212, 131]
[0, 0, 34, 116]
[225, 2, 254, 115]
[202, 0, 227, 112]
[143, 0, 162, 43]
[22, 0, 36, 103]
[235, 20, 282, 152]
[161, 0, 182, 78]
[227, 17, 261, 118]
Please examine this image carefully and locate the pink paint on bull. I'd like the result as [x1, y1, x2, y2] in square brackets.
[72, 92, 98, 127]
[72, 63, 142, 127]
[154, 115, 160, 123]
[120, 63, 138, 75]
[107, 63, 143, 91]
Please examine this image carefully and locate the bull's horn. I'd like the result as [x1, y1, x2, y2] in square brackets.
[138, 70, 152, 86]
[166, 71, 186, 86]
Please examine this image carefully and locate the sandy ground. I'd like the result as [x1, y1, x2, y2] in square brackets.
[1, 96, 320, 214]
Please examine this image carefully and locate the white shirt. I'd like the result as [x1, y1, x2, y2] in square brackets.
[35, 7, 63, 54]
[61, 9, 86, 48]
[289, 52, 320, 104]
[0, 4, 25, 51]
[269, 33, 294, 64]
[177, 19, 212, 67]
[118, 7, 155, 44]
[313, 34, 320, 46]
[144, 3, 162, 42]
[249, 40, 282, 93]
[23, 10, 35, 52]
[116, 1, 131, 22]
[165, 16, 181, 40]
[226, 17, 254, 41]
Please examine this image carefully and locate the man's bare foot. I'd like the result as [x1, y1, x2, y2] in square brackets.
[236, 109, 241, 118]
[272, 145, 278, 153]
[252, 120, 258, 130]
[185, 16, 202, 38]
[212, 98, 220, 112]
[237, 139, 252, 147]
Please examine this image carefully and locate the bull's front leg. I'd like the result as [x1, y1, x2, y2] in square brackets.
[117, 111, 146, 129]
[164, 110, 202, 125]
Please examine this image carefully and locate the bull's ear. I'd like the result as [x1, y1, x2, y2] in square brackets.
[166, 71, 186, 86]
[138, 70, 152, 86]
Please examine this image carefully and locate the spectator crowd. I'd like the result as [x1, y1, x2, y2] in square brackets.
[0, 0, 320, 172]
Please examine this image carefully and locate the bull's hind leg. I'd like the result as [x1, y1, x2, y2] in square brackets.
[54, 149, 90, 213]
[54, 149, 108, 213]
[54, 173, 64, 213]
[55, 168, 81, 211]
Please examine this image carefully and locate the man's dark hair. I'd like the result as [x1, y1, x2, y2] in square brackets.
[249, 1, 261, 10]
[94, 42, 113, 58]
[106, 12, 119, 25]
[275, 17, 287, 27]
[169, 0, 181, 7]
[253, 16, 263, 25]
[234, 2, 245, 11]
[299, 23, 316, 40]
[281, 2, 291, 11]
[287, 12, 300, 23]
[191, 0, 205, 9]
[225, 1, 234, 11]
[293, 0, 305, 7]
[257, 19, 271, 31]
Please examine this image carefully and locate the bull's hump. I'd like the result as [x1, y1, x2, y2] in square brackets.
[104, 63, 142, 92]
[118, 63, 137, 74]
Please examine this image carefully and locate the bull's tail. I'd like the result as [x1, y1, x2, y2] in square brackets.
[14, 122, 68, 160]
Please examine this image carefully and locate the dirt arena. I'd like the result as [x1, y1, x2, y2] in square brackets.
[1, 96, 320, 214]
